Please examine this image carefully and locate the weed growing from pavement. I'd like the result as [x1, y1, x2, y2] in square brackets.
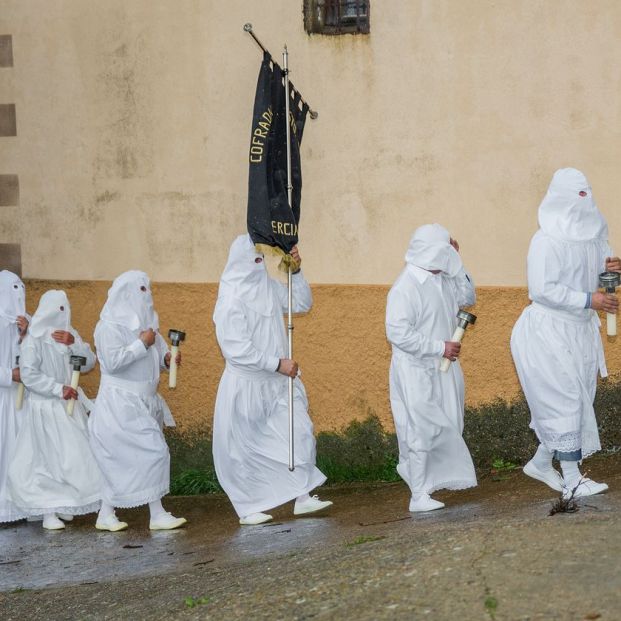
[184, 596, 210, 608]
[484, 594, 498, 619]
[345, 535, 387, 547]
[549, 478, 583, 516]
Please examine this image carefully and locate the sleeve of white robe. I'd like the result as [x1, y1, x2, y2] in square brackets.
[96, 324, 150, 373]
[215, 298, 281, 372]
[68, 331, 96, 373]
[450, 268, 476, 308]
[154, 333, 170, 370]
[20, 340, 64, 398]
[386, 287, 445, 358]
[528, 235, 589, 311]
[272, 270, 313, 314]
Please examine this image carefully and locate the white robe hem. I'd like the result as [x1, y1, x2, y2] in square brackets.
[19, 498, 101, 517]
[426, 479, 478, 494]
[0, 506, 27, 523]
[105, 484, 169, 509]
[232, 471, 327, 517]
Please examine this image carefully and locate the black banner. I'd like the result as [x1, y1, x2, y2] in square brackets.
[247, 52, 309, 270]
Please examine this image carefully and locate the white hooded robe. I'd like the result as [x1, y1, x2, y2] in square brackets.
[511, 168, 611, 459]
[0, 271, 27, 523]
[88, 271, 175, 508]
[7, 290, 102, 516]
[212, 235, 326, 517]
[386, 224, 477, 495]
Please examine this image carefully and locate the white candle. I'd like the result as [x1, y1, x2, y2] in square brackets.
[66, 369, 80, 415]
[440, 326, 466, 373]
[15, 382, 25, 410]
[14, 355, 25, 410]
[169, 344, 179, 389]
[599, 272, 620, 337]
[607, 312, 617, 337]
[167, 329, 185, 389]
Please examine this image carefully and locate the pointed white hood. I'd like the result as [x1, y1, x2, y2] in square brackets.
[29, 290, 73, 353]
[405, 224, 463, 277]
[216, 234, 275, 317]
[100, 270, 159, 333]
[0, 270, 25, 323]
[538, 168, 608, 243]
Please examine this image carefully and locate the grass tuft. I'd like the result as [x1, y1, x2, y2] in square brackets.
[484, 595, 498, 619]
[316, 416, 400, 483]
[164, 381, 621, 494]
[170, 469, 221, 496]
[184, 596, 210, 608]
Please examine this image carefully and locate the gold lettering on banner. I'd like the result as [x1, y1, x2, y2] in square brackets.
[271, 221, 298, 237]
[250, 107, 274, 163]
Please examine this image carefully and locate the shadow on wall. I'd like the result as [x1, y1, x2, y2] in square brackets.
[167, 379, 621, 494]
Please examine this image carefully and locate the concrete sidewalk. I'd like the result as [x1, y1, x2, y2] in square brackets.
[1, 455, 621, 620]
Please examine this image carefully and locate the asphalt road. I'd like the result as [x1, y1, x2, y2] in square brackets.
[2, 454, 620, 620]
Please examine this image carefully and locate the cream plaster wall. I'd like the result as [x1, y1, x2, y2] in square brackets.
[1, 1, 621, 285]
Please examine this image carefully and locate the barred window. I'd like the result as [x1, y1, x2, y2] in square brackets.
[304, 0, 370, 35]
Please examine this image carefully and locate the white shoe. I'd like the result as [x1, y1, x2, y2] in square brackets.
[293, 495, 333, 516]
[563, 478, 609, 500]
[409, 494, 445, 512]
[96, 514, 129, 532]
[523, 459, 564, 492]
[149, 512, 187, 530]
[43, 514, 65, 530]
[58, 513, 74, 522]
[239, 512, 273, 525]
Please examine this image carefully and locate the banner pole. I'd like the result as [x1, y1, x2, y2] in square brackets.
[283, 44, 296, 472]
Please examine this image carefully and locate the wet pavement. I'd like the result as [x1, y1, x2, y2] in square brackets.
[2, 455, 621, 620]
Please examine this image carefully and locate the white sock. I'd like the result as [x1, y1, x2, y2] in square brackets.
[149, 500, 166, 519]
[98, 502, 115, 520]
[296, 493, 310, 504]
[561, 460, 582, 486]
[532, 444, 554, 471]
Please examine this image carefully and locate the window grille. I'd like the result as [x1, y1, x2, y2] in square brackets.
[304, 0, 370, 35]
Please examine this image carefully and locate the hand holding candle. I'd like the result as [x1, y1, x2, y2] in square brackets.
[440, 310, 477, 373]
[15, 355, 25, 410]
[598, 272, 620, 336]
[67, 355, 86, 415]
[168, 329, 186, 389]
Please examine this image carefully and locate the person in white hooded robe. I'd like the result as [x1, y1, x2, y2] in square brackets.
[88, 270, 186, 531]
[213, 235, 332, 525]
[0, 271, 29, 524]
[386, 224, 478, 512]
[7, 290, 102, 530]
[511, 168, 620, 498]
